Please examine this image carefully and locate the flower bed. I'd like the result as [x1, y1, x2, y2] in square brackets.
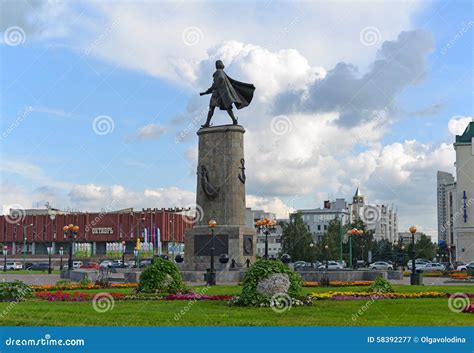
[34, 291, 126, 302]
[34, 291, 233, 302]
[303, 281, 372, 287]
[32, 283, 138, 292]
[310, 291, 449, 301]
[462, 303, 474, 313]
[165, 293, 234, 301]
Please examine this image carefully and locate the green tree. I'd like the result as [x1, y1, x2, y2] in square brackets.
[281, 212, 313, 261]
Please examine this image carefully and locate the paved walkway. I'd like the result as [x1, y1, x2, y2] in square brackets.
[0, 273, 61, 285]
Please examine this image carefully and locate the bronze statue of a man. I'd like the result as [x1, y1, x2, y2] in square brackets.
[200, 60, 255, 127]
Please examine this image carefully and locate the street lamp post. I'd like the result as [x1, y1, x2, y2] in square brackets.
[347, 228, 363, 269]
[409, 226, 422, 285]
[22, 223, 33, 268]
[256, 218, 275, 259]
[47, 246, 53, 274]
[63, 224, 79, 271]
[59, 247, 64, 271]
[3, 246, 7, 272]
[324, 244, 329, 269]
[309, 243, 314, 268]
[122, 240, 126, 267]
[207, 219, 217, 286]
[133, 247, 139, 269]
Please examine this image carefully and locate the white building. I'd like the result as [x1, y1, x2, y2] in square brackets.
[348, 188, 399, 243]
[293, 199, 350, 242]
[453, 121, 474, 262]
[246, 208, 282, 258]
[437, 171, 456, 247]
[398, 232, 431, 245]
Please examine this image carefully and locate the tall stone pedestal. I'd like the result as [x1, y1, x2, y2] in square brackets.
[184, 125, 256, 273]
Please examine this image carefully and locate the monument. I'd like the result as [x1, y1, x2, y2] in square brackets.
[182, 60, 256, 283]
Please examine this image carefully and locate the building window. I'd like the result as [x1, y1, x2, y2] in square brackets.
[317, 225, 321, 231]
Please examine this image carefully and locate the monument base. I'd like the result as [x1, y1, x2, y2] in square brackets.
[183, 225, 256, 271]
[180, 269, 249, 283]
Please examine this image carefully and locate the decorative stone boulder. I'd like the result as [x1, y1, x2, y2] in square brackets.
[256, 273, 290, 296]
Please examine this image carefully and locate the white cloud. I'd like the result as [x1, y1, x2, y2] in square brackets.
[136, 123, 166, 140]
[448, 115, 472, 135]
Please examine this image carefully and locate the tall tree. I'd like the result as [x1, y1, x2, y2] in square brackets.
[281, 212, 313, 261]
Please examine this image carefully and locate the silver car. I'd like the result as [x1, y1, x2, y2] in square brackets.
[421, 263, 446, 272]
[370, 261, 393, 270]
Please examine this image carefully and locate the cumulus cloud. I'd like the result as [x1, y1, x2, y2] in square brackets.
[136, 123, 166, 140]
[275, 30, 435, 126]
[448, 115, 472, 135]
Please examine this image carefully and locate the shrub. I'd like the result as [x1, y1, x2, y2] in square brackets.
[0, 281, 33, 302]
[237, 260, 302, 306]
[137, 257, 185, 294]
[369, 276, 394, 293]
[78, 275, 92, 287]
[55, 279, 73, 289]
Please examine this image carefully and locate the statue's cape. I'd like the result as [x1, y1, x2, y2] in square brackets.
[214, 70, 255, 110]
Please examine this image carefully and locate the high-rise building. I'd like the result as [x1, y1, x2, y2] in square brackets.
[437, 171, 456, 246]
[453, 121, 474, 262]
[246, 208, 282, 258]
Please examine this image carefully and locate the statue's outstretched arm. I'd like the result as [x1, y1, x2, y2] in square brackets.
[200, 83, 214, 96]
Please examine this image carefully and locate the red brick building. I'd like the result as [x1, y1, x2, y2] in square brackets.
[0, 207, 193, 257]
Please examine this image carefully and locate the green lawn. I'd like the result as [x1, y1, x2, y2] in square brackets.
[0, 285, 472, 326]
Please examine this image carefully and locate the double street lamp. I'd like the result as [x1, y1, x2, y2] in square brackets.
[22, 223, 34, 268]
[3, 246, 7, 272]
[347, 228, 363, 269]
[63, 224, 79, 271]
[121, 240, 126, 267]
[207, 219, 217, 286]
[47, 246, 53, 274]
[59, 247, 64, 271]
[256, 217, 276, 259]
[133, 247, 139, 269]
[409, 226, 422, 285]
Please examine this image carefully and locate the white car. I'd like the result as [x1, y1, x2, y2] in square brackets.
[420, 263, 446, 272]
[407, 259, 431, 269]
[318, 261, 343, 270]
[73, 261, 83, 269]
[369, 261, 393, 270]
[5, 262, 23, 270]
[457, 261, 474, 272]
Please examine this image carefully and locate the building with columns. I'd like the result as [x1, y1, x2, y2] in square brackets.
[453, 121, 474, 262]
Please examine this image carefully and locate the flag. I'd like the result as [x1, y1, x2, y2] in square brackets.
[157, 227, 161, 255]
[151, 225, 155, 251]
[143, 227, 148, 244]
[136, 237, 141, 251]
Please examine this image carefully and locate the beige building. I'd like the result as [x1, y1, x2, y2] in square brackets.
[453, 121, 474, 262]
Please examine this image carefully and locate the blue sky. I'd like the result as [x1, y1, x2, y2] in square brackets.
[0, 0, 472, 237]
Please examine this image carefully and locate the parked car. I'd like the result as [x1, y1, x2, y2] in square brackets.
[407, 259, 431, 269]
[72, 261, 83, 269]
[369, 261, 393, 270]
[336, 260, 347, 268]
[457, 261, 474, 272]
[99, 260, 113, 269]
[24, 262, 34, 270]
[421, 263, 446, 272]
[293, 261, 307, 269]
[5, 262, 23, 270]
[440, 262, 453, 271]
[139, 260, 152, 268]
[80, 262, 100, 270]
[318, 261, 343, 270]
[452, 261, 465, 270]
[28, 262, 49, 271]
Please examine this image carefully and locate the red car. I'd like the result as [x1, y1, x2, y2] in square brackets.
[79, 262, 100, 269]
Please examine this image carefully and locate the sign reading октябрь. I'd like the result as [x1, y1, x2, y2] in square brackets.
[92, 227, 113, 234]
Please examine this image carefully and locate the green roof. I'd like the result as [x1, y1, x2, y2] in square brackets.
[455, 121, 474, 144]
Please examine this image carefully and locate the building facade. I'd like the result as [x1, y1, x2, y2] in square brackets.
[293, 199, 350, 242]
[398, 232, 431, 245]
[453, 121, 474, 262]
[437, 171, 456, 247]
[0, 207, 193, 257]
[246, 208, 282, 258]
